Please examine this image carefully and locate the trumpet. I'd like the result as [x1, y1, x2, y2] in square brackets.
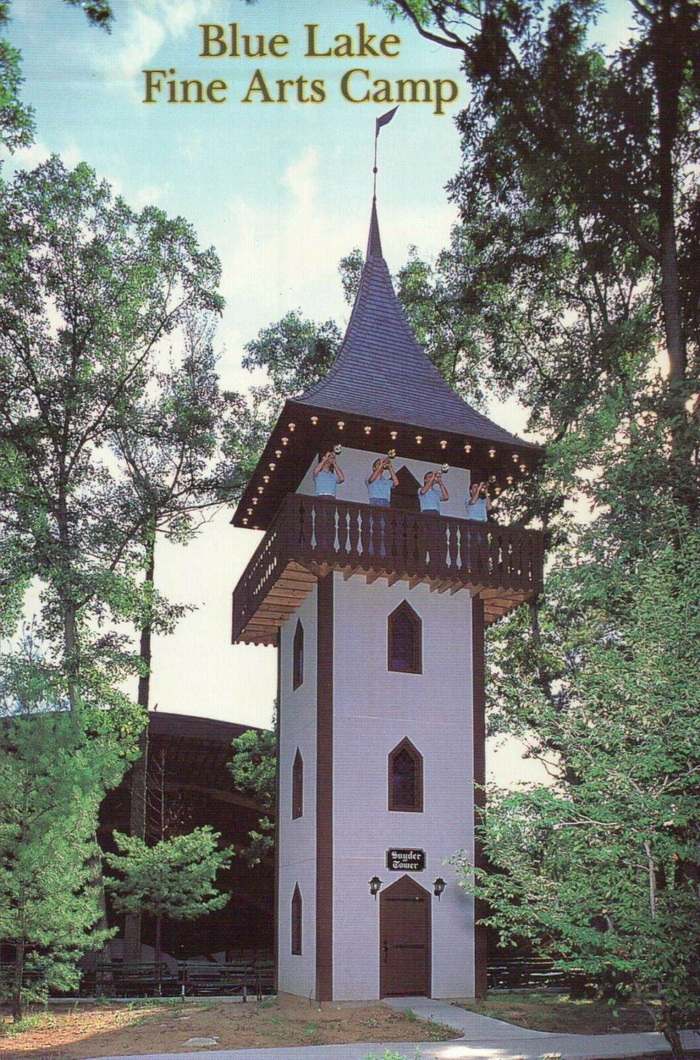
[333, 444, 342, 455]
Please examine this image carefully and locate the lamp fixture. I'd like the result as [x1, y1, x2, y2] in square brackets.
[506, 476, 514, 485]
[242, 518, 248, 525]
[369, 876, 383, 900]
[364, 425, 372, 435]
[433, 877, 446, 900]
[464, 444, 472, 453]
[495, 487, 502, 496]
[440, 439, 448, 449]
[252, 498, 258, 505]
[257, 486, 264, 493]
[520, 464, 527, 473]
[288, 422, 296, 431]
[275, 450, 282, 458]
[390, 430, 398, 440]
[489, 448, 496, 458]
[269, 463, 276, 471]
[337, 420, 345, 430]
[512, 453, 519, 462]
[416, 435, 423, 444]
[247, 508, 253, 515]
[263, 475, 270, 483]
[310, 416, 318, 425]
[282, 437, 289, 446]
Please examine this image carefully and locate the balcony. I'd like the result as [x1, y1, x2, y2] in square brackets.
[232, 494, 545, 645]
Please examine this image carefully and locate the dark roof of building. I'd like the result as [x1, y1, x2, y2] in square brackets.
[294, 200, 532, 448]
[231, 199, 543, 530]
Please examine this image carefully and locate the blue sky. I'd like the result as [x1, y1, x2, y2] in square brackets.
[7, 0, 634, 746]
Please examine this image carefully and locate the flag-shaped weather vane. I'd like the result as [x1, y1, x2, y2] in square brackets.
[373, 105, 399, 199]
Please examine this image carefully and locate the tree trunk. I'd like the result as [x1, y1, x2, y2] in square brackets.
[124, 531, 155, 963]
[155, 913, 163, 996]
[12, 939, 25, 1022]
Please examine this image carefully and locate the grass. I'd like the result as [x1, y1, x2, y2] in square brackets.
[455, 992, 658, 1034]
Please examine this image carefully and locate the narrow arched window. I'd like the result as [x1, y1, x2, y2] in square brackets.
[388, 601, 422, 673]
[293, 620, 304, 689]
[292, 748, 303, 820]
[388, 737, 424, 812]
[291, 884, 302, 955]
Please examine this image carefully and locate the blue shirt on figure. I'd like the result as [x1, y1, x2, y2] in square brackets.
[366, 457, 399, 507]
[313, 451, 345, 497]
[418, 471, 448, 513]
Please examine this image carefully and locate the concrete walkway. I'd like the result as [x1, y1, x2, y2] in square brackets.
[89, 996, 700, 1060]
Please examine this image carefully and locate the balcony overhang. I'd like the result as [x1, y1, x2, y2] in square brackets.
[232, 494, 544, 645]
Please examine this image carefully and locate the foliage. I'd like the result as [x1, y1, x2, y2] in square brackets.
[105, 827, 233, 967]
[0, 1, 114, 155]
[105, 827, 233, 923]
[455, 529, 700, 1057]
[228, 717, 276, 866]
[0, 634, 141, 1019]
[0, 156, 223, 705]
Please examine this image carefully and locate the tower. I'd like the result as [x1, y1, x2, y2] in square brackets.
[231, 198, 544, 1001]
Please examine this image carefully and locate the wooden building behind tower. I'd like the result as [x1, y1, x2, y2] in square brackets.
[231, 199, 544, 1001]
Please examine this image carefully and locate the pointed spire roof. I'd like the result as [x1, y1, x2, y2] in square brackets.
[231, 198, 542, 531]
[294, 201, 531, 448]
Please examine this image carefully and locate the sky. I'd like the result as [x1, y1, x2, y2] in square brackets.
[6, 0, 632, 779]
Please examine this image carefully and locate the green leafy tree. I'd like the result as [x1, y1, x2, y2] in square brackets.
[105, 827, 233, 974]
[0, 635, 137, 1019]
[228, 717, 276, 867]
[0, 156, 223, 708]
[454, 529, 700, 1057]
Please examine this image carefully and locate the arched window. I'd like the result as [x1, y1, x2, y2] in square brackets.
[292, 748, 303, 820]
[388, 601, 422, 673]
[291, 884, 302, 955]
[388, 737, 424, 812]
[293, 620, 304, 689]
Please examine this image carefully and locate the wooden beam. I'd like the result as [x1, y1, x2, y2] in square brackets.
[387, 572, 402, 587]
[343, 567, 358, 581]
[408, 575, 423, 590]
[366, 570, 381, 585]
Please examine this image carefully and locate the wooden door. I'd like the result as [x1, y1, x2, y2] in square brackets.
[379, 875, 431, 997]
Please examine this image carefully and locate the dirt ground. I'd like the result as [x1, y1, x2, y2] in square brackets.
[0, 994, 459, 1059]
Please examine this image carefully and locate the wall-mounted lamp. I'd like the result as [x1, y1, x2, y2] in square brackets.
[369, 876, 383, 900]
[275, 450, 282, 458]
[433, 878, 446, 900]
[257, 486, 264, 493]
[242, 518, 248, 525]
[252, 498, 258, 505]
[247, 508, 253, 515]
[488, 448, 496, 459]
[415, 435, 423, 444]
[364, 425, 372, 435]
[337, 420, 345, 430]
[263, 475, 270, 483]
[512, 453, 519, 462]
[440, 440, 448, 449]
[310, 416, 318, 425]
[390, 430, 398, 440]
[282, 437, 289, 446]
[506, 476, 514, 485]
[519, 464, 527, 473]
[464, 444, 472, 454]
[269, 463, 276, 471]
[288, 422, 296, 431]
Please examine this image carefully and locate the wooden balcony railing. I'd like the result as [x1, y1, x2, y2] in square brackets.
[232, 494, 545, 644]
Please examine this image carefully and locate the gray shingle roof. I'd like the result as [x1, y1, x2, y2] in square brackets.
[296, 201, 534, 449]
